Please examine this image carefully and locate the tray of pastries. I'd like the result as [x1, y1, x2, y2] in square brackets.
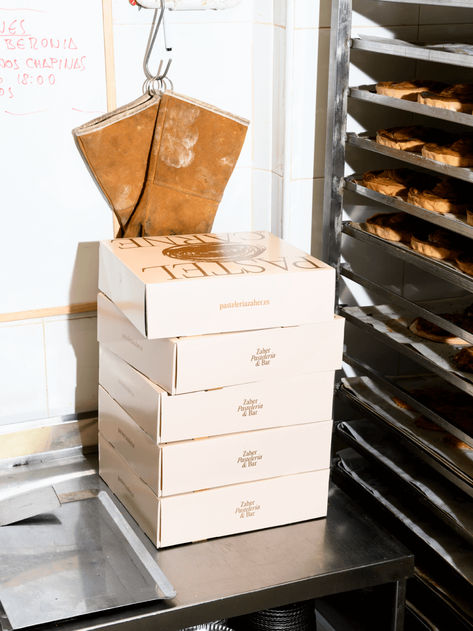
[358, 168, 473, 216]
[342, 304, 473, 389]
[373, 124, 473, 167]
[355, 213, 473, 277]
[376, 80, 473, 114]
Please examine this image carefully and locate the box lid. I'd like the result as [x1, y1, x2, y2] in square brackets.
[99, 231, 335, 338]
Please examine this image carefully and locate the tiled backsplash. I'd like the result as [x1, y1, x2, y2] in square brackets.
[0, 313, 98, 427]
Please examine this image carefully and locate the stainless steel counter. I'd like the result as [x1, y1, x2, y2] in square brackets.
[0, 452, 413, 631]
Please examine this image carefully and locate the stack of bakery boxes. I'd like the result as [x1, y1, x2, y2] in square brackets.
[97, 231, 344, 549]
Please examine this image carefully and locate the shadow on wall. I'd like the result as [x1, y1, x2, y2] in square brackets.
[68, 242, 100, 444]
[311, 3, 331, 260]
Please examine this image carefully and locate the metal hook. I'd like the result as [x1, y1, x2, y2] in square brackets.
[142, 0, 173, 91]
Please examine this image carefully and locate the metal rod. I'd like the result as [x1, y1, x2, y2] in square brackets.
[322, 0, 353, 273]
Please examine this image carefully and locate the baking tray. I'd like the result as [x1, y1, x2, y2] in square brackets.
[341, 354, 473, 446]
[0, 475, 175, 630]
[342, 222, 473, 292]
[341, 304, 473, 396]
[349, 84, 473, 129]
[339, 375, 473, 489]
[336, 417, 473, 543]
[347, 132, 473, 183]
[351, 35, 473, 69]
[335, 448, 473, 586]
[344, 173, 473, 239]
[409, 567, 473, 630]
[340, 267, 473, 345]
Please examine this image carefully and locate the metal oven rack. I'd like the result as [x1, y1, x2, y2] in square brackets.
[323, 0, 473, 627]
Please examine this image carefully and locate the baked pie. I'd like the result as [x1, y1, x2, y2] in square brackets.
[409, 314, 471, 345]
[361, 169, 415, 197]
[376, 80, 446, 101]
[376, 126, 435, 153]
[410, 227, 464, 260]
[418, 84, 473, 113]
[452, 346, 473, 372]
[365, 212, 416, 242]
[456, 253, 473, 276]
[391, 396, 412, 410]
[443, 435, 472, 449]
[422, 137, 473, 167]
[408, 177, 471, 215]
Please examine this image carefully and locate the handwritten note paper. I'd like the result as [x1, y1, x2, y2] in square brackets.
[0, 0, 111, 314]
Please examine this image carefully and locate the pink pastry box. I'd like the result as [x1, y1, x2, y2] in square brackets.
[99, 231, 336, 339]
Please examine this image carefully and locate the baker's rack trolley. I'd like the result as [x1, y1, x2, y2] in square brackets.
[323, 0, 473, 627]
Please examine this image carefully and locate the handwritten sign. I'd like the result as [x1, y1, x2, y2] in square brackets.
[0, 0, 111, 314]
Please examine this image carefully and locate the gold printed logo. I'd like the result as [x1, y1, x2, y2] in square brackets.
[162, 242, 266, 262]
[237, 449, 263, 468]
[235, 499, 261, 519]
[237, 398, 264, 417]
[250, 347, 276, 367]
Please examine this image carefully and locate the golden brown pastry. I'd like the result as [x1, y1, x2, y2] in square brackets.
[467, 209, 473, 225]
[456, 253, 473, 276]
[422, 137, 473, 167]
[408, 178, 471, 215]
[361, 169, 414, 197]
[418, 84, 473, 113]
[452, 346, 473, 372]
[376, 126, 434, 152]
[391, 396, 412, 410]
[411, 227, 466, 260]
[365, 212, 415, 242]
[376, 80, 446, 101]
[412, 386, 472, 433]
[409, 315, 471, 345]
[443, 434, 472, 449]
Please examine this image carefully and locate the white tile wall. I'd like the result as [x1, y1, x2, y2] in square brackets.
[0, 313, 98, 426]
[252, 169, 274, 232]
[253, 23, 276, 172]
[43, 314, 99, 418]
[294, 2, 320, 29]
[291, 28, 319, 180]
[213, 167, 253, 232]
[286, 178, 318, 254]
[0, 321, 48, 426]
